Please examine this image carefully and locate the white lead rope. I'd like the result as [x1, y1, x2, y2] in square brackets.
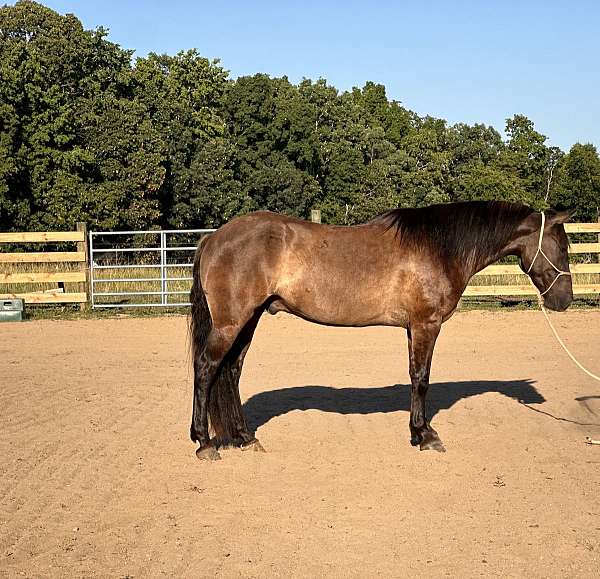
[527, 212, 600, 382]
[528, 212, 600, 382]
[527, 212, 600, 445]
[538, 302, 600, 383]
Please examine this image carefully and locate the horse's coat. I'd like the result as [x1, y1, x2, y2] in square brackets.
[189, 201, 574, 459]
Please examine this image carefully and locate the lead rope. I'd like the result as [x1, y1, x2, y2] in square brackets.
[527, 212, 600, 446]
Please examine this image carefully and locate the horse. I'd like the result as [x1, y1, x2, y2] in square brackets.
[189, 201, 574, 460]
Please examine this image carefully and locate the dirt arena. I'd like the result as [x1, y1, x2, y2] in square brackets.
[1, 310, 599, 578]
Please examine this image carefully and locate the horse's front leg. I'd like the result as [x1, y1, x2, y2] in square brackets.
[407, 320, 445, 452]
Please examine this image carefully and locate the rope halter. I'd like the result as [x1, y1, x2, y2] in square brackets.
[526, 212, 572, 296]
[526, 211, 600, 406]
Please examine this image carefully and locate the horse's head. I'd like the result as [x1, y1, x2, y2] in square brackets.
[518, 209, 574, 312]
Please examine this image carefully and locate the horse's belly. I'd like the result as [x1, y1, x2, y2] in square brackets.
[273, 277, 410, 328]
[281, 300, 409, 328]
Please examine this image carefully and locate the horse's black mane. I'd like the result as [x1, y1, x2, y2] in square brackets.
[371, 201, 534, 264]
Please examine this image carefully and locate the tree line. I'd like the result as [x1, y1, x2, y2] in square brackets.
[1, 1, 599, 234]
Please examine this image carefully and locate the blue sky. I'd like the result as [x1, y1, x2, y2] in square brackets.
[37, 0, 600, 151]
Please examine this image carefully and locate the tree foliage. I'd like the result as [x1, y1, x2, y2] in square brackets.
[1, 1, 598, 232]
[551, 144, 600, 221]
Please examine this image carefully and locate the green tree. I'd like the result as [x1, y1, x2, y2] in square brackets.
[551, 143, 600, 221]
[396, 116, 452, 207]
[446, 122, 526, 202]
[223, 74, 321, 219]
[78, 96, 166, 229]
[498, 114, 551, 206]
[2, 1, 596, 232]
[132, 50, 238, 228]
[0, 0, 165, 230]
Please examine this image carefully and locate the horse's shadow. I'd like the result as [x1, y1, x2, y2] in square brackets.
[242, 379, 544, 432]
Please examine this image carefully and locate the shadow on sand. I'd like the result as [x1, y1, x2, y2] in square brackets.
[242, 379, 545, 432]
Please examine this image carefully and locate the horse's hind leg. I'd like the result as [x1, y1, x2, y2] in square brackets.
[221, 309, 265, 452]
[192, 326, 238, 461]
[407, 320, 445, 452]
[194, 307, 265, 459]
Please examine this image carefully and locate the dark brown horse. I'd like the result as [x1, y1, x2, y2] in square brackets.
[189, 201, 573, 460]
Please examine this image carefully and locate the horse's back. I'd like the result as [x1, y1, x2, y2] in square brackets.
[203, 210, 390, 277]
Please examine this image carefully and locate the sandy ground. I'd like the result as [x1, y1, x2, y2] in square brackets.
[1, 310, 599, 578]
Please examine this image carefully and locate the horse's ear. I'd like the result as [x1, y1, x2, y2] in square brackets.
[547, 208, 576, 225]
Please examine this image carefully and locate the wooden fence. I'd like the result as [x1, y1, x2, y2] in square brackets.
[465, 222, 600, 296]
[0, 223, 88, 306]
[0, 221, 598, 307]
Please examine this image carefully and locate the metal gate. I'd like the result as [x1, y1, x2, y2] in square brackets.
[89, 229, 215, 308]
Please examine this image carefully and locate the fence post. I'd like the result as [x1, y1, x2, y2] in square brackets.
[311, 209, 321, 224]
[76, 222, 89, 311]
[160, 231, 167, 305]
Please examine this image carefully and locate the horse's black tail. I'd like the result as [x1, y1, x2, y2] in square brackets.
[190, 235, 211, 380]
[189, 236, 246, 443]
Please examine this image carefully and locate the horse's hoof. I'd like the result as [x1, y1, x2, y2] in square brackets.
[196, 446, 221, 461]
[419, 433, 446, 453]
[241, 439, 266, 453]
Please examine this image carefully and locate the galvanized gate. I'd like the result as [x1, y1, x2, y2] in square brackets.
[89, 229, 214, 308]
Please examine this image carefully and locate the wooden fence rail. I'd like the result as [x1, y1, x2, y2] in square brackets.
[0, 224, 88, 306]
[0, 221, 598, 307]
[467, 222, 600, 297]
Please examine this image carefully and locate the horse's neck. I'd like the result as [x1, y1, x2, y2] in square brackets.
[463, 226, 522, 282]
